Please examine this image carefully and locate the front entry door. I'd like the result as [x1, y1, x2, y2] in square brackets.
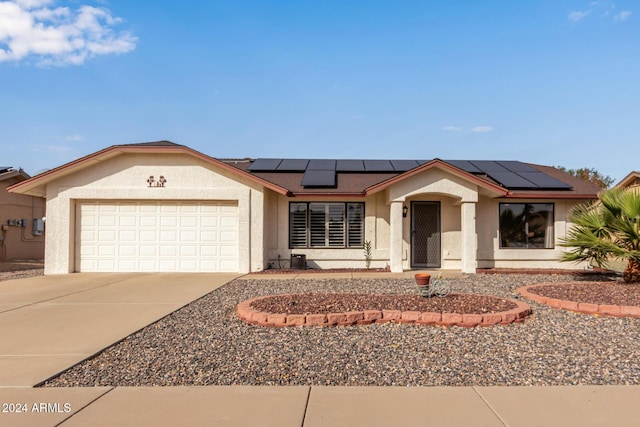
[411, 202, 441, 268]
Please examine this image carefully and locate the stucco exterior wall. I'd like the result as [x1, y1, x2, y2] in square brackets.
[43, 153, 265, 274]
[1, 177, 45, 260]
[476, 197, 588, 269]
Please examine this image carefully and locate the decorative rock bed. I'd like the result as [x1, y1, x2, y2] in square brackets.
[518, 282, 640, 318]
[237, 293, 532, 327]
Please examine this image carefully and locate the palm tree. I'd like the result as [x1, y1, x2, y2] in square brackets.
[560, 188, 640, 283]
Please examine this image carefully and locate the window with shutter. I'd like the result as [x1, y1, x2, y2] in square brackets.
[289, 202, 364, 248]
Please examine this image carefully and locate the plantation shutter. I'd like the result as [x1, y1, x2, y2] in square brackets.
[309, 203, 327, 247]
[327, 203, 345, 247]
[289, 203, 308, 247]
[347, 203, 364, 247]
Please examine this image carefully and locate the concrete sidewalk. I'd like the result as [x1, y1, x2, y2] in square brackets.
[1, 385, 639, 426]
[0, 273, 239, 387]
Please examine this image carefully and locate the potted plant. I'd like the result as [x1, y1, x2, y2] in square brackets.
[414, 273, 431, 286]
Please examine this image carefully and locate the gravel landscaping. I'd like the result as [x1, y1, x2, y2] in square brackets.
[0, 268, 43, 282]
[44, 273, 640, 387]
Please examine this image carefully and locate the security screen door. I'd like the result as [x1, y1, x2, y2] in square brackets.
[411, 202, 441, 268]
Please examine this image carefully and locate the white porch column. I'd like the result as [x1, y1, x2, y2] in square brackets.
[390, 201, 404, 272]
[461, 202, 477, 274]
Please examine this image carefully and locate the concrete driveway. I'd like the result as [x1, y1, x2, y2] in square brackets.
[0, 272, 239, 387]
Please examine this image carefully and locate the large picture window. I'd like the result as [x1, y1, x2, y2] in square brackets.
[289, 202, 364, 248]
[499, 203, 554, 248]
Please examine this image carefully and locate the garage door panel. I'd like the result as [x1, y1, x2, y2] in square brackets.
[98, 245, 115, 256]
[160, 216, 177, 227]
[201, 217, 218, 227]
[159, 230, 177, 241]
[120, 216, 137, 226]
[201, 246, 218, 256]
[159, 259, 177, 271]
[97, 259, 116, 271]
[117, 260, 136, 270]
[159, 245, 177, 256]
[76, 201, 239, 273]
[200, 231, 217, 241]
[119, 230, 136, 241]
[221, 231, 237, 242]
[98, 230, 116, 241]
[119, 245, 136, 256]
[140, 216, 157, 226]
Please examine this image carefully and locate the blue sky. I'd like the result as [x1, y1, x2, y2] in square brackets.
[1, 1, 638, 182]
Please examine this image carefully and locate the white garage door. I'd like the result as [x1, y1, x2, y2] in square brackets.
[75, 201, 239, 272]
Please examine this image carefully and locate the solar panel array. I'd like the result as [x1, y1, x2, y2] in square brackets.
[445, 160, 572, 190]
[248, 158, 427, 188]
[247, 158, 572, 190]
[248, 158, 425, 173]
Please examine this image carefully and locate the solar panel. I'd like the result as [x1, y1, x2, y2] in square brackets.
[301, 170, 336, 187]
[518, 172, 573, 189]
[248, 158, 283, 171]
[336, 160, 365, 172]
[486, 172, 538, 189]
[468, 160, 510, 172]
[445, 160, 483, 173]
[277, 159, 309, 171]
[363, 160, 394, 172]
[307, 159, 336, 170]
[497, 161, 539, 173]
[390, 160, 420, 172]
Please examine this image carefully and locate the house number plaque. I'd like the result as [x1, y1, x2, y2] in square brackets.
[147, 175, 167, 188]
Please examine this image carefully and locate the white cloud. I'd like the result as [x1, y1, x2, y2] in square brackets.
[470, 126, 494, 133]
[471, 126, 494, 133]
[63, 134, 83, 141]
[15, 0, 53, 8]
[569, 10, 591, 22]
[0, 0, 136, 66]
[442, 125, 462, 132]
[614, 10, 632, 21]
[569, 2, 633, 23]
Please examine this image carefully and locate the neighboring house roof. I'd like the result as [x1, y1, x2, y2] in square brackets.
[8, 140, 602, 199]
[614, 171, 640, 191]
[0, 167, 31, 184]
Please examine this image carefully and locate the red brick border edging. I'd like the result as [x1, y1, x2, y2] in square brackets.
[237, 293, 532, 328]
[517, 283, 640, 318]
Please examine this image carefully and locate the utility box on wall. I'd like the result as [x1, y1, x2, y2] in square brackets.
[33, 218, 44, 236]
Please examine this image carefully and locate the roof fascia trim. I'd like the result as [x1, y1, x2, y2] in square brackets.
[504, 192, 599, 200]
[8, 144, 290, 196]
